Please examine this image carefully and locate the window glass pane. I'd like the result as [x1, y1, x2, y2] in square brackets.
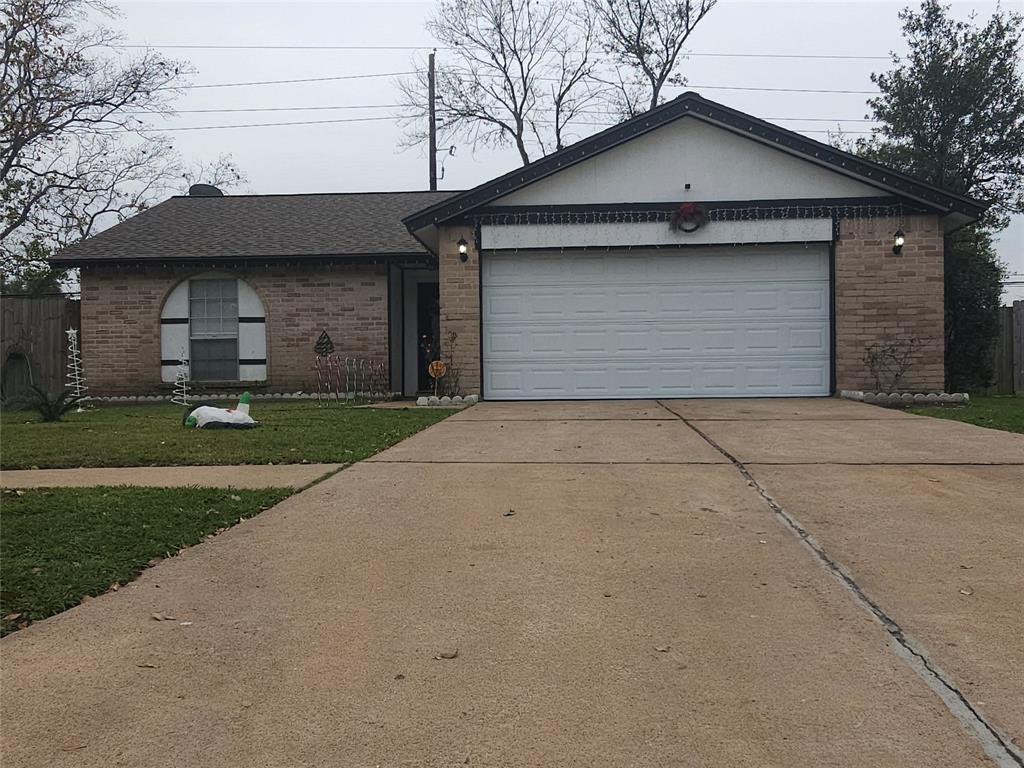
[188, 279, 239, 340]
[191, 338, 238, 381]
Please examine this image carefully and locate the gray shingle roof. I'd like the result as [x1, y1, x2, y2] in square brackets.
[51, 191, 458, 265]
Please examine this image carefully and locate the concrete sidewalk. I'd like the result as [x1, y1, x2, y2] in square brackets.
[0, 463, 342, 489]
[1, 398, 1020, 767]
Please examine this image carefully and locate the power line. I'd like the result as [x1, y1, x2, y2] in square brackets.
[122, 115, 875, 133]
[116, 43, 891, 60]
[130, 102, 877, 121]
[135, 115, 399, 130]
[687, 83, 877, 94]
[130, 104, 401, 114]
[162, 70, 879, 95]
[160, 71, 416, 90]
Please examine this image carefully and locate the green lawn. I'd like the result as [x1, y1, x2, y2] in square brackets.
[0, 486, 292, 635]
[908, 395, 1024, 434]
[0, 401, 450, 469]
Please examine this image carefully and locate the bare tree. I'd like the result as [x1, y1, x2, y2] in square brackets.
[589, 0, 717, 116]
[398, 0, 601, 166]
[1, 0, 245, 283]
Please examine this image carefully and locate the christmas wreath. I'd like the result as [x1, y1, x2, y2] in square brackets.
[669, 202, 708, 233]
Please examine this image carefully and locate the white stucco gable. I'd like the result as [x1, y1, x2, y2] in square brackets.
[495, 117, 884, 206]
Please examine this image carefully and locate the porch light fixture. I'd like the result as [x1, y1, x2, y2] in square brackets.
[457, 237, 469, 262]
[892, 228, 905, 254]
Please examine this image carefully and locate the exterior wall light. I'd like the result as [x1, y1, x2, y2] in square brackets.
[457, 237, 469, 262]
[892, 229, 905, 254]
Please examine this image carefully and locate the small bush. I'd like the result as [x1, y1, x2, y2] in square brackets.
[19, 386, 82, 422]
[863, 337, 924, 391]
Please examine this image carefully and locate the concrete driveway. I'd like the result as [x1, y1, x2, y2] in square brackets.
[2, 399, 1021, 767]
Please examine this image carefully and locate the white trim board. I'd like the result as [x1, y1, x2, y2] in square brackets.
[481, 218, 833, 251]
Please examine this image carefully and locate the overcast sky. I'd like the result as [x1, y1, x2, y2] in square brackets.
[113, 0, 1022, 300]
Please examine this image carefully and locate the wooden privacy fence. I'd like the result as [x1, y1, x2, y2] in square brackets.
[1, 294, 81, 404]
[984, 301, 1024, 395]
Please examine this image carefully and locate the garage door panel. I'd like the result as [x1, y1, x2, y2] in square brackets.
[480, 248, 827, 285]
[484, 359, 829, 399]
[484, 279, 827, 321]
[482, 246, 830, 399]
[485, 321, 830, 360]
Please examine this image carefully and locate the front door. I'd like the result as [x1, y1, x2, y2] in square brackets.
[416, 282, 440, 393]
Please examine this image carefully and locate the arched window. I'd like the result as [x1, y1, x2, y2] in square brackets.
[161, 274, 266, 382]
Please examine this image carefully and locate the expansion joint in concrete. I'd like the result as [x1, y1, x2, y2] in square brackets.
[654, 400, 1024, 768]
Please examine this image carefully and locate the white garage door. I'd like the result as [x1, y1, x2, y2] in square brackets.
[481, 245, 831, 399]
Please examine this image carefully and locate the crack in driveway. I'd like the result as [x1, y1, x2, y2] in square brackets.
[655, 400, 1024, 768]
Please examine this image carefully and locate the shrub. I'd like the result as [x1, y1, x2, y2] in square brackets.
[19, 386, 82, 422]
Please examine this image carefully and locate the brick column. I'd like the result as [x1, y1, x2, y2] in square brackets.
[437, 225, 481, 395]
[834, 214, 945, 392]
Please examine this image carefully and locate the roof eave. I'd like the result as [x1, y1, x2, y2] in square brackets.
[50, 251, 435, 267]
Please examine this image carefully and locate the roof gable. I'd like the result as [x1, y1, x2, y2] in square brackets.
[404, 92, 985, 231]
[494, 117, 882, 206]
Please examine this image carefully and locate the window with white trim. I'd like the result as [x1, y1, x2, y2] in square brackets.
[189, 278, 239, 380]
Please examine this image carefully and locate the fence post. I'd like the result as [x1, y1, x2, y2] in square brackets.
[1014, 301, 1023, 395]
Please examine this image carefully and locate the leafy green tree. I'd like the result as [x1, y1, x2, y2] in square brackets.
[856, 0, 1022, 390]
[944, 229, 1006, 391]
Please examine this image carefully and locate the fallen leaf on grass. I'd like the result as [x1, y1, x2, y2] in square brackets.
[3, 613, 22, 621]
[108, 582, 120, 592]
[230, 494, 241, 501]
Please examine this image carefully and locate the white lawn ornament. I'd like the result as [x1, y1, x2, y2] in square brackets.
[171, 352, 191, 407]
[65, 328, 88, 410]
[184, 392, 258, 429]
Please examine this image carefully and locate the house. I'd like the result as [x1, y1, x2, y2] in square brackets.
[52, 92, 985, 400]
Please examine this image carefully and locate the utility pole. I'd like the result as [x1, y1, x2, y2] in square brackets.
[428, 50, 437, 191]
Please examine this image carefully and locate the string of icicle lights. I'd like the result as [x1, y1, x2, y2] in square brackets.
[473, 203, 909, 227]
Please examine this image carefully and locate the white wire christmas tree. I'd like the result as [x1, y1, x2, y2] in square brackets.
[65, 328, 87, 409]
[171, 349, 191, 407]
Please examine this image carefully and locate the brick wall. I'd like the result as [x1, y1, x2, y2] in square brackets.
[79, 262, 389, 395]
[437, 226, 482, 395]
[834, 214, 945, 392]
